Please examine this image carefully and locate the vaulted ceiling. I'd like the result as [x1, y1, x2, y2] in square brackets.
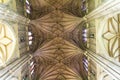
[29, 0, 87, 80]
[30, 0, 83, 19]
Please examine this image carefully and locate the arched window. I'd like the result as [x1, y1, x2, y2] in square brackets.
[82, 28, 87, 42]
[82, 56, 88, 72]
[25, 0, 31, 14]
[28, 31, 33, 45]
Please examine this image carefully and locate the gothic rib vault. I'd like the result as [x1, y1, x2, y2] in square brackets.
[29, 0, 87, 80]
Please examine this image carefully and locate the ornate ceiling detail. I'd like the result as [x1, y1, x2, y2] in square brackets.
[0, 22, 16, 66]
[60, 0, 83, 17]
[30, 0, 87, 80]
[102, 16, 120, 58]
[35, 62, 84, 80]
[30, 0, 83, 19]
[34, 37, 83, 62]
[31, 10, 83, 35]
